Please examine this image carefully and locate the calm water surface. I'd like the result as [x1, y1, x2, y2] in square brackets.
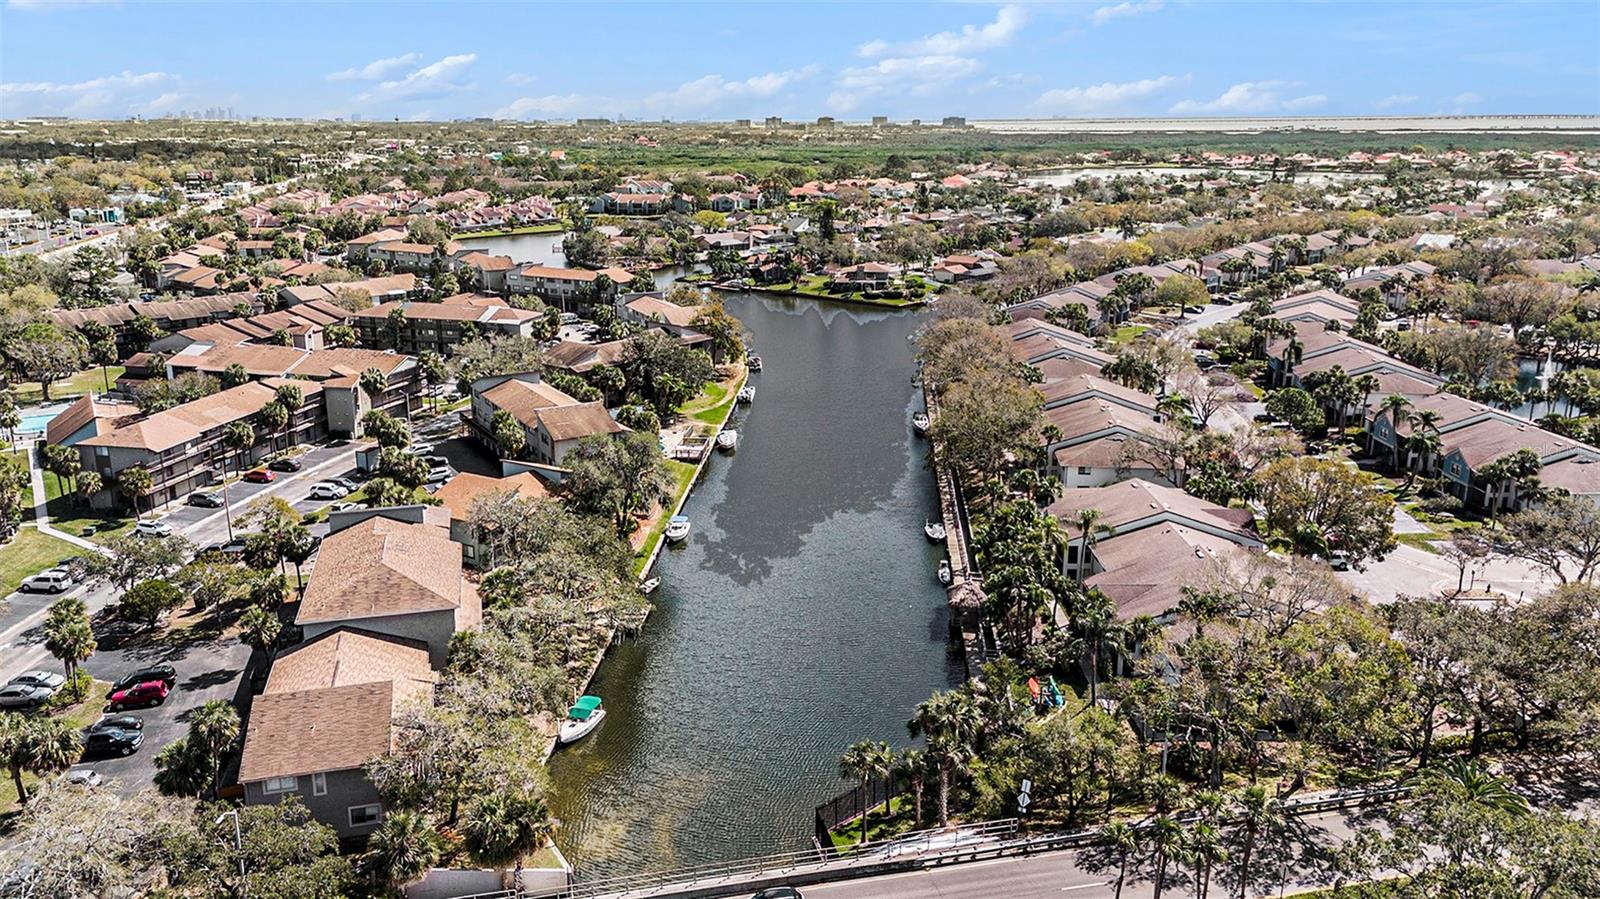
[547, 295, 963, 877]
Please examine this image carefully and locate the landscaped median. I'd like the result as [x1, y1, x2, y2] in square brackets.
[0, 526, 84, 596]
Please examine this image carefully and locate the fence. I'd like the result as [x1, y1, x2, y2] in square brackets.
[813, 770, 910, 845]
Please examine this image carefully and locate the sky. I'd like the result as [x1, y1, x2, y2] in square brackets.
[1, 1, 1597, 122]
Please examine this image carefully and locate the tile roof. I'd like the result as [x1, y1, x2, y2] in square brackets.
[433, 471, 550, 523]
[1088, 525, 1256, 620]
[1047, 478, 1258, 544]
[79, 379, 321, 452]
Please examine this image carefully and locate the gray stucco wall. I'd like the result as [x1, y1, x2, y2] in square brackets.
[243, 767, 384, 839]
[300, 609, 457, 669]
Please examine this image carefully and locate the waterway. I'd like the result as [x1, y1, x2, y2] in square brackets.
[462, 230, 693, 290]
[546, 294, 964, 878]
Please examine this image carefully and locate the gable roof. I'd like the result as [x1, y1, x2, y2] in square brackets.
[432, 471, 550, 523]
[296, 517, 477, 626]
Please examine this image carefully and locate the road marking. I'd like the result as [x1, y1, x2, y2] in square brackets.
[1061, 883, 1108, 892]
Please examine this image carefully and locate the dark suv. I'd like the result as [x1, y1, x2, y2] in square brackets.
[268, 457, 303, 473]
[85, 716, 145, 756]
[111, 665, 177, 694]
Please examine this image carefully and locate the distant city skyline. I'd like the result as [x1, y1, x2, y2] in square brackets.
[2, 1, 1597, 122]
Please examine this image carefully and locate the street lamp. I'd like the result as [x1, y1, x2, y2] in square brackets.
[216, 809, 247, 897]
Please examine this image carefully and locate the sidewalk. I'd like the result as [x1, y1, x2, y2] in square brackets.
[24, 448, 105, 554]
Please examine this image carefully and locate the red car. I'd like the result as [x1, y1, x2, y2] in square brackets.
[242, 469, 275, 484]
[108, 680, 169, 710]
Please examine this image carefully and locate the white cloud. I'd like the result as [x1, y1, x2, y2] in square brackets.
[1170, 81, 1313, 114]
[1282, 94, 1327, 112]
[857, 5, 1026, 57]
[328, 53, 422, 82]
[1, 70, 177, 115]
[646, 66, 820, 111]
[504, 73, 535, 86]
[1092, 1, 1163, 25]
[1034, 74, 1186, 113]
[1453, 91, 1483, 106]
[356, 53, 477, 103]
[142, 92, 183, 113]
[6, 0, 118, 11]
[1376, 94, 1420, 110]
[494, 94, 602, 119]
[830, 55, 983, 112]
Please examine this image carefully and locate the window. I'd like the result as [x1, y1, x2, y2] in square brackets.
[311, 772, 327, 796]
[348, 804, 382, 827]
[1077, 466, 1093, 475]
[261, 776, 298, 794]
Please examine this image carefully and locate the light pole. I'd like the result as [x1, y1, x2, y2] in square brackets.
[216, 809, 247, 898]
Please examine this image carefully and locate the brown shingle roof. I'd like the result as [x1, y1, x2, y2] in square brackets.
[432, 471, 549, 523]
[238, 681, 403, 782]
[264, 629, 435, 700]
[296, 517, 473, 626]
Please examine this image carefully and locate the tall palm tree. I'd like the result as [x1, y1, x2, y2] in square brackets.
[274, 383, 304, 450]
[1184, 820, 1229, 899]
[907, 691, 982, 827]
[1074, 587, 1120, 706]
[867, 742, 896, 825]
[1073, 509, 1114, 584]
[839, 741, 880, 845]
[1149, 814, 1184, 899]
[116, 465, 153, 520]
[221, 420, 255, 539]
[1377, 394, 1412, 472]
[1416, 758, 1529, 817]
[43, 597, 96, 698]
[188, 700, 240, 799]
[1, 716, 83, 803]
[362, 809, 443, 891]
[1233, 784, 1284, 899]
[462, 790, 558, 889]
[896, 748, 929, 827]
[1102, 821, 1141, 899]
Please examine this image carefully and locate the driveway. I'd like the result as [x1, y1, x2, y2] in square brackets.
[1336, 542, 1554, 604]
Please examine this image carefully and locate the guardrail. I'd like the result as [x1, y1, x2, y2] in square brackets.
[448, 786, 1410, 899]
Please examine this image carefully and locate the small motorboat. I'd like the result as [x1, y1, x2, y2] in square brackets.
[937, 559, 953, 586]
[924, 519, 946, 543]
[639, 577, 660, 595]
[558, 695, 606, 744]
[736, 386, 755, 404]
[716, 429, 739, 451]
[747, 354, 763, 372]
[665, 515, 691, 543]
[911, 412, 931, 436]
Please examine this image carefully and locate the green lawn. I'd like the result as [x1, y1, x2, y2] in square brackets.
[13, 365, 124, 406]
[632, 460, 698, 577]
[0, 680, 113, 820]
[451, 221, 566, 239]
[827, 793, 923, 851]
[39, 476, 136, 544]
[0, 527, 84, 596]
[755, 276, 922, 308]
[1107, 324, 1150, 347]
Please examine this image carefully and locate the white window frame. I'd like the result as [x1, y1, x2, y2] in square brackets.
[261, 775, 298, 795]
[348, 803, 382, 828]
[311, 772, 327, 796]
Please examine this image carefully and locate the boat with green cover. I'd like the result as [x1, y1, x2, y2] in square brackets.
[559, 695, 606, 744]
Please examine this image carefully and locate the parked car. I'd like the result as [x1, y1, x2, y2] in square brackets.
[751, 889, 804, 899]
[133, 520, 173, 538]
[268, 457, 302, 473]
[242, 469, 275, 484]
[186, 491, 225, 508]
[330, 501, 359, 513]
[19, 568, 74, 594]
[421, 454, 448, 469]
[9, 671, 66, 691]
[0, 683, 54, 709]
[199, 537, 249, 558]
[107, 681, 169, 710]
[426, 465, 457, 485]
[328, 476, 360, 492]
[111, 665, 176, 693]
[63, 768, 103, 787]
[85, 720, 145, 756]
[307, 482, 348, 500]
[91, 714, 144, 732]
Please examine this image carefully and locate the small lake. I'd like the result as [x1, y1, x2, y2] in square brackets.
[546, 295, 963, 878]
[463, 230, 697, 290]
[1023, 165, 1388, 187]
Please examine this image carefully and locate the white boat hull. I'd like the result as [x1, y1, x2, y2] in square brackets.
[665, 525, 691, 543]
[559, 708, 606, 743]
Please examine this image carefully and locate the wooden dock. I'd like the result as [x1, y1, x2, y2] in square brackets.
[923, 383, 996, 676]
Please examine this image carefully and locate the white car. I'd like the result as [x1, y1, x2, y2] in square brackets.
[330, 501, 359, 513]
[133, 520, 173, 538]
[63, 768, 102, 788]
[307, 482, 349, 500]
[19, 568, 74, 594]
[426, 465, 457, 485]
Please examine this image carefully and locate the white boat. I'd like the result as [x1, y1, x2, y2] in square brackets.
[925, 519, 946, 543]
[736, 386, 755, 404]
[937, 559, 953, 585]
[716, 429, 739, 451]
[558, 695, 606, 744]
[665, 515, 691, 543]
[639, 577, 660, 595]
[911, 412, 931, 436]
[747, 355, 763, 372]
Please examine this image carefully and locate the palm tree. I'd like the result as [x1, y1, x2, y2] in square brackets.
[188, 700, 240, 799]
[274, 383, 304, 449]
[238, 604, 282, 657]
[896, 748, 929, 827]
[1232, 784, 1284, 899]
[116, 465, 153, 520]
[1184, 820, 1228, 899]
[1101, 821, 1141, 899]
[221, 420, 255, 539]
[462, 790, 558, 889]
[1, 716, 83, 803]
[908, 691, 982, 826]
[839, 741, 880, 845]
[257, 401, 288, 453]
[1074, 587, 1120, 706]
[43, 597, 96, 699]
[1416, 758, 1529, 816]
[363, 809, 443, 891]
[1377, 394, 1412, 472]
[1405, 409, 1444, 483]
[1148, 814, 1184, 899]
[1073, 509, 1114, 583]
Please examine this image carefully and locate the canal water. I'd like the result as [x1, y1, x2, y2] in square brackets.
[463, 231, 694, 290]
[546, 294, 964, 877]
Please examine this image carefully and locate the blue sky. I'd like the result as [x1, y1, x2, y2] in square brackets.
[2, 1, 1596, 121]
